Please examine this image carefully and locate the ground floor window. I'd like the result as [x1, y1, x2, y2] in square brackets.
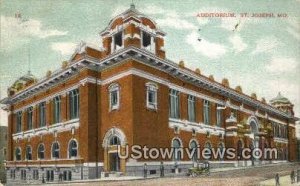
[10, 169, 16, 179]
[21, 170, 26, 180]
[63, 170, 72, 181]
[46, 170, 54, 182]
[33, 170, 39, 180]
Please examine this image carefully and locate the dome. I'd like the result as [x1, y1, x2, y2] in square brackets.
[8, 71, 37, 95]
[270, 92, 291, 105]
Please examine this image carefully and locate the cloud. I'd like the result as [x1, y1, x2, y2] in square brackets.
[186, 31, 227, 59]
[286, 18, 300, 40]
[266, 57, 298, 73]
[229, 34, 247, 53]
[0, 16, 67, 51]
[251, 36, 279, 54]
[156, 17, 197, 30]
[51, 42, 77, 56]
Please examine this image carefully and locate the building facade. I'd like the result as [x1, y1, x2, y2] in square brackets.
[0, 126, 8, 183]
[0, 4, 298, 184]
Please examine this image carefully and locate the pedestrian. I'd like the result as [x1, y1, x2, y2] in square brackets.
[160, 161, 164, 177]
[275, 173, 280, 186]
[297, 169, 300, 182]
[291, 170, 295, 183]
[143, 163, 147, 179]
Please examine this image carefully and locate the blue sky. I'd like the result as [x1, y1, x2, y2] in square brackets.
[0, 0, 299, 125]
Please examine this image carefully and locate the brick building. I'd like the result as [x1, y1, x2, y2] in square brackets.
[0, 4, 298, 184]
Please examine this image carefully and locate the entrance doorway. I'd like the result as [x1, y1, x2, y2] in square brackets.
[109, 153, 120, 172]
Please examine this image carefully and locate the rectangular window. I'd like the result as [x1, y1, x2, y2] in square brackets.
[27, 107, 33, 130]
[33, 170, 39, 180]
[187, 95, 195, 122]
[113, 31, 123, 51]
[53, 96, 61, 124]
[39, 102, 46, 127]
[10, 169, 16, 179]
[69, 89, 79, 119]
[63, 170, 72, 181]
[16, 111, 22, 133]
[109, 84, 120, 111]
[146, 83, 158, 109]
[46, 170, 54, 182]
[203, 100, 210, 125]
[21, 170, 26, 180]
[169, 89, 180, 119]
[216, 104, 222, 127]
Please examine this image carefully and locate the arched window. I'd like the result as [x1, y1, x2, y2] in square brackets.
[218, 143, 225, 161]
[26, 146, 32, 160]
[52, 142, 60, 159]
[15, 147, 21, 161]
[172, 138, 182, 161]
[37, 144, 45, 160]
[110, 136, 120, 146]
[189, 140, 198, 162]
[237, 140, 243, 160]
[68, 140, 78, 158]
[204, 142, 212, 160]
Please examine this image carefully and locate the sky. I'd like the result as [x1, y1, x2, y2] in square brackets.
[0, 0, 299, 126]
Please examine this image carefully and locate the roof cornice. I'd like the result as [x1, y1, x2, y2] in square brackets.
[0, 46, 295, 120]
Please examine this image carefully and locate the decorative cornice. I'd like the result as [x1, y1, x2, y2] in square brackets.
[1, 46, 294, 121]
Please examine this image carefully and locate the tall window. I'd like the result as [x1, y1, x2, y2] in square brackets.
[69, 89, 79, 119]
[204, 142, 212, 160]
[189, 140, 198, 162]
[172, 138, 182, 161]
[112, 31, 123, 52]
[169, 89, 180, 119]
[52, 142, 60, 159]
[146, 82, 158, 109]
[68, 140, 78, 158]
[25, 146, 32, 160]
[216, 104, 222, 127]
[37, 144, 45, 160]
[39, 102, 46, 127]
[109, 83, 120, 111]
[203, 100, 210, 125]
[142, 31, 155, 52]
[53, 96, 61, 124]
[187, 95, 195, 122]
[15, 147, 21, 161]
[16, 111, 22, 133]
[27, 107, 33, 130]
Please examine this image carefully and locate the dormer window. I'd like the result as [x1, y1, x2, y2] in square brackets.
[112, 31, 123, 52]
[142, 31, 155, 53]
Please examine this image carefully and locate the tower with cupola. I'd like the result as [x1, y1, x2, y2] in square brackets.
[100, 4, 166, 59]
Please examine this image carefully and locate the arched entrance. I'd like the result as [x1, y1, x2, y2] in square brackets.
[102, 127, 127, 173]
[247, 116, 260, 165]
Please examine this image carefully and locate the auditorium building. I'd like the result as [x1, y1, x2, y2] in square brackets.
[0, 4, 298, 184]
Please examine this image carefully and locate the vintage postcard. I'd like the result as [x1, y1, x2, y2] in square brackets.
[0, 0, 299, 185]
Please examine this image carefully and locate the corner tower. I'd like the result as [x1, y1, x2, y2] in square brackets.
[100, 4, 166, 59]
[270, 92, 294, 116]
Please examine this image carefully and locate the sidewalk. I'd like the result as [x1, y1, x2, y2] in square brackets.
[260, 175, 300, 186]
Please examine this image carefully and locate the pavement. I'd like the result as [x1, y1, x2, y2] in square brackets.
[259, 175, 300, 186]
